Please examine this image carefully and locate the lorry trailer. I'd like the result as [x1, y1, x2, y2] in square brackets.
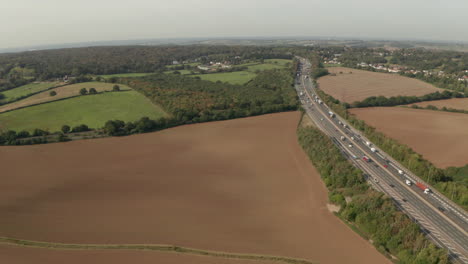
[416, 182, 431, 194]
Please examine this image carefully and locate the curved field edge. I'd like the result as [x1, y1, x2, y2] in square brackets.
[0, 91, 168, 132]
[0, 237, 315, 264]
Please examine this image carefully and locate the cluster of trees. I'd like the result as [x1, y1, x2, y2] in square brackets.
[121, 68, 298, 124]
[297, 124, 448, 263]
[351, 90, 465, 108]
[390, 49, 467, 73]
[79, 88, 97, 95]
[316, 88, 468, 210]
[0, 128, 51, 145]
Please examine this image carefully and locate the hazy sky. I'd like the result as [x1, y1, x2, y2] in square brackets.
[1, 0, 467, 49]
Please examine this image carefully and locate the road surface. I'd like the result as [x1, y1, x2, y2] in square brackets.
[295, 57, 468, 264]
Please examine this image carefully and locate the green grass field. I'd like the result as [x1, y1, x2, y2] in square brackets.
[99, 73, 156, 78]
[246, 63, 285, 72]
[0, 91, 167, 132]
[264, 59, 292, 66]
[193, 71, 257, 84]
[0, 82, 61, 103]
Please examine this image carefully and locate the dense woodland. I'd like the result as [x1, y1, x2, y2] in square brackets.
[298, 123, 448, 264]
[0, 45, 299, 92]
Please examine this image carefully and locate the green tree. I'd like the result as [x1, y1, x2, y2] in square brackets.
[89, 88, 97, 94]
[79, 88, 88, 95]
[112, 84, 120, 91]
[49, 91, 57, 96]
[61, 125, 71, 134]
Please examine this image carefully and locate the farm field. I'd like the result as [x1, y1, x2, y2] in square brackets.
[409, 98, 468, 111]
[0, 82, 62, 103]
[0, 82, 132, 113]
[0, 90, 166, 132]
[0, 112, 389, 264]
[318, 67, 443, 103]
[0, 245, 278, 264]
[349, 107, 468, 168]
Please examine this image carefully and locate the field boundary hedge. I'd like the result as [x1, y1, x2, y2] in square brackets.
[297, 118, 449, 263]
[0, 237, 315, 264]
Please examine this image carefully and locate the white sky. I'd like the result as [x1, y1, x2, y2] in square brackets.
[1, 0, 467, 49]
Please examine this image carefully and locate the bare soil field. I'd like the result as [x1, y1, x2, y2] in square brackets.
[318, 67, 443, 103]
[0, 245, 278, 264]
[0, 112, 389, 264]
[0, 82, 131, 113]
[410, 98, 468, 111]
[349, 107, 468, 168]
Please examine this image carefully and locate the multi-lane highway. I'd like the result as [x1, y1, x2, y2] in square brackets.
[295, 57, 468, 263]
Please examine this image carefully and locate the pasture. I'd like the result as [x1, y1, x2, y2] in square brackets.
[0, 82, 61, 103]
[350, 107, 468, 168]
[0, 112, 388, 264]
[0, 82, 131, 113]
[318, 67, 443, 103]
[0, 90, 166, 132]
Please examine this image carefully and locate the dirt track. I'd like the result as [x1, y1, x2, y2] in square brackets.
[0, 245, 278, 264]
[350, 107, 468, 168]
[410, 98, 468, 111]
[318, 67, 442, 103]
[0, 112, 389, 264]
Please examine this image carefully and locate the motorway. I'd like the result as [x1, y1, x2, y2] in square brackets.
[295, 57, 468, 263]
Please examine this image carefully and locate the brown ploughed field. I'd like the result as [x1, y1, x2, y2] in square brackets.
[0, 245, 278, 264]
[0, 112, 389, 264]
[318, 67, 442, 103]
[410, 98, 468, 111]
[350, 107, 468, 168]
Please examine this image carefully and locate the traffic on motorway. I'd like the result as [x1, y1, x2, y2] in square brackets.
[295, 57, 468, 263]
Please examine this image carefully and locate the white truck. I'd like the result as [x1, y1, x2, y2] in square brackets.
[398, 170, 404, 175]
[405, 179, 412, 186]
[340, 136, 345, 141]
[370, 147, 377, 153]
[366, 141, 371, 146]
[328, 111, 335, 118]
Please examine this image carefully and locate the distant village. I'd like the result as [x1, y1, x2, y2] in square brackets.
[324, 53, 468, 82]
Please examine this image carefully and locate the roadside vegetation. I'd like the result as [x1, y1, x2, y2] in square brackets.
[297, 121, 449, 264]
[316, 88, 468, 210]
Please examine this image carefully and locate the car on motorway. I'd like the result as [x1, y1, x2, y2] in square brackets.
[390, 184, 395, 187]
[348, 144, 352, 148]
[383, 164, 388, 168]
[373, 177, 379, 183]
[405, 179, 412, 186]
[362, 156, 371, 162]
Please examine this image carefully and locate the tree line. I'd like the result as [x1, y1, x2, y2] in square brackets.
[315, 88, 468, 210]
[298, 123, 448, 264]
[350, 90, 465, 108]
